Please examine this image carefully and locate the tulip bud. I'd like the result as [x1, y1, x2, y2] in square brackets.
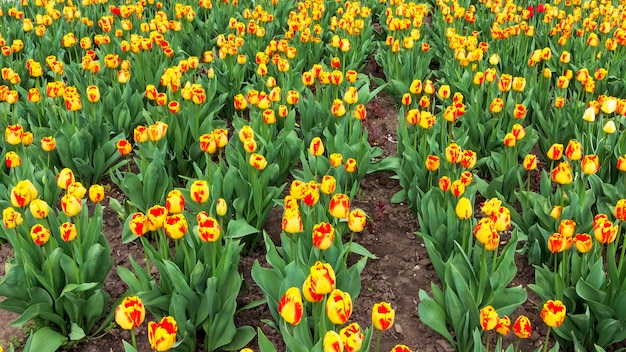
[455, 197, 472, 220]
[216, 198, 227, 216]
[479, 305, 499, 331]
[339, 323, 364, 352]
[115, 296, 146, 330]
[513, 315, 532, 338]
[540, 300, 566, 327]
[348, 208, 366, 232]
[278, 287, 303, 325]
[30, 223, 51, 245]
[372, 302, 395, 331]
[147, 316, 177, 352]
[326, 289, 352, 325]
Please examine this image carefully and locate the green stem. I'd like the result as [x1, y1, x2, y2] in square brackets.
[45, 243, 55, 296]
[514, 339, 520, 352]
[131, 328, 137, 350]
[616, 222, 625, 275]
[289, 232, 295, 263]
[543, 326, 552, 352]
[375, 330, 382, 352]
[343, 231, 356, 267]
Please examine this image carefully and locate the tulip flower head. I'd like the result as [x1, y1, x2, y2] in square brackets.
[495, 316, 511, 335]
[480, 305, 499, 331]
[513, 315, 532, 338]
[5, 151, 21, 168]
[541, 300, 566, 327]
[165, 189, 185, 214]
[348, 208, 366, 232]
[278, 287, 303, 325]
[30, 224, 51, 245]
[340, 323, 364, 352]
[455, 197, 472, 220]
[3, 207, 23, 229]
[615, 199, 626, 221]
[282, 208, 303, 234]
[129, 212, 148, 236]
[391, 345, 412, 352]
[89, 184, 105, 203]
[329, 193, 350, 219]
[474, 218, 499, 250]
[164, 214, 187, 239]
[197, 215, 220, 242]
[573, 233, 592, 253]
[312, 222, 335, 250]
[323, 331, 344, 352]
[372, 302, 395, 330]
[326, 289, 353, 324]
[115, 296, 145, 330]
[148, 316, 177, 352]
[29, 199, 49, 219]
[551, 161, 573, 185]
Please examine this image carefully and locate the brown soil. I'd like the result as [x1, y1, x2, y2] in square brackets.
[0, 62, 547, 352]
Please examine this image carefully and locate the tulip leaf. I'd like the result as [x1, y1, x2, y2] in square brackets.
[60, 282, 99, 296]
[219, 326, 256, 351]
[69, 323, 86, 341]
[418, 290, 455, 345]
[257, 328, 277, 352]
[22, 327, 67, 352]
[122, 340, 138, 352]
[225, 219, 258, 239]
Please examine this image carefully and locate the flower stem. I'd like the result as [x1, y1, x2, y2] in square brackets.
[485, 330, 490, 352]
[543, 326, 552, 352]
[131, 328, 137, 350]
[375, 330, 382, 352]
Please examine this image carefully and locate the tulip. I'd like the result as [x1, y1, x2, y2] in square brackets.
[616, 199, 626, 221]
[330, 153, 343, 167]
[372, 302, 394, 330]
[5, 124, 23, 145]
[548, 233, 568, 253]
[523, 154, 537, 170]
[558, 219, 576, 237]
[323, 331, 344, 352]
[29, 199, 49, 219]
[148, 121, 168, 142]
[551, 161, 572, 185]
[21, 132, 33, 146]
[89, 184, 105, 203]
[495, 316, 511, 335]
[581, 155, 600, 175]
[86, 85, 100, 102]
[11, 180, 38, 208]
[564, 140, 582, 161]
[546, 144, 564, 160]
[513, 315, 532, 338]
[320, 175, 337, 195]
[344, 86, 358, 105]
[115, 296, 145, 330]
[490, 98, 503, 113]
[134, 125, 148, 143]
[594, 216, 617, 244]
[216, 198, 227, 217]
[460, 171, 473, 186]
[290, 180, 305, 200]
[61, 194, 82, 217]
[164, 214, 187, 239]
[391, 345, 412, 352]
[60, 222, 77, 242]
[573, 233, 592, 253]
[5, 151, 21, 168]
[249, 153, 267, 171]
[189, 180, 209, 203]
[541, 300, 566, 327]
[310, 261, 336, 295]
[481, 198, 502, 216]
[147, 205, 168, 231]
[30, 224, 51, 245]
[68, 182, 87, 200]
[550, 205, 562, 220]
[312, 222, 334, 250]
[511, 124, 525, 140]
[116, 139, 132, 155]
[303, 275, 325, 303]
[439, 176, 451, 192]
[445, 143, 462, 163]
[197, 215, 220, 242]
[353, 104, 367, 120]
[451, 180, 465, 197]
[618, 155, 626, 172]
[302, 182, 320, 206]
[480, 305, 498, 331]
[345, 158, 357, 173]
[503, 133, 516, 147]
[148, 316, 177, 352]
[331, 99, 346, 117]
[309, 137, 324, 156]
[474, 218, 499, 250]
[348, 209, 366, 232]
[460, 150, 476, 169]
[513, 104, 527, 119]
[339, 323, 364, 352]
[455, 197, 472, 220]
[490, 206, 511, 232]
[278, 287, 303, 325]
[582, 107, 595, 122]
[327, 289, 352, 325]
[3, 207, 23, 229]
[129, 212, 148, 236]
[425, 155, 440, 171]
[282, 208, 303, 234]
[603, 121, 616, 134]
[329, 193, 350, 219]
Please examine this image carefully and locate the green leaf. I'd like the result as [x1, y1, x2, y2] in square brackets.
[69, 323, 86, 341]
[225, 219, 258, 239]
[257, 328, 277, 352]
[219, 326, 256, 351]
[418, 290, 455, 345]
[61, 283, 99, 296]
[22, 327, 67, 352]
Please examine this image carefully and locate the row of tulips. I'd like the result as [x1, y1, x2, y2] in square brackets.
[379, 0, 626, 350]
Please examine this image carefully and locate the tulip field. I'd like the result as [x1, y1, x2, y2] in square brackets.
[0, 0, 626, 349]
